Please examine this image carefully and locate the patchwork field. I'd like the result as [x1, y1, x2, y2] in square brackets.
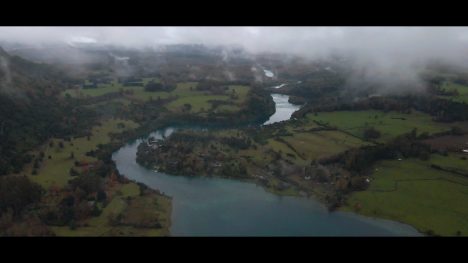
[343, 154, 468, 236]
[166, 84, 249, 114]
[308, 110, 449, 142]
[207, 120, 370, 167]
[64, 80, 251, 114]
[63, 78, 166, 102]
[24, 118, 139, 188]
[276, 130, 370, 165]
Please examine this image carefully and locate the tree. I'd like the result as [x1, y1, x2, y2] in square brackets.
[33, 159, 40, 169]
[451, 126, 464, 135]
[97, 190, 107, 202]
[183, 103, 192, 112]
[350, 177, 369, 191]
[144, 81, 164, 92]
[363, 127, 381, 140]
[69, 174, 103, 195]
[68, 220, 77, 230]
[69, 168, 79, 177]
[0, 176, 43, 216]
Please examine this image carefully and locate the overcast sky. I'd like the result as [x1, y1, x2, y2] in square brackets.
[0, 27, 467, 57]
[2, 27, 468, 91]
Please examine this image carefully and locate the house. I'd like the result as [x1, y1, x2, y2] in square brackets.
[212, 162, 222, 168]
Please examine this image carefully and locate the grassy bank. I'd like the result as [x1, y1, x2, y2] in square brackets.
[14, 118, 172, 236]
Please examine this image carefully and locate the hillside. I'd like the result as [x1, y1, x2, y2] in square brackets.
[0, 47, 94, 175]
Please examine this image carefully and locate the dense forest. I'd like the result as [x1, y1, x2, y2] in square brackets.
[0, 48, 98, 175]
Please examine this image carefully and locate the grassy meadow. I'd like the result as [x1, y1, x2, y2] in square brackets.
[51, 183, 171, 236]
[18, 117, 172, 236]
[307, 110, 449, 142]
[343, 154, 468, 236]
[23, 118, 138, 188]
[63, 79, 251, 114]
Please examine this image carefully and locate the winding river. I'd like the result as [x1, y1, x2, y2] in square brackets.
[112, 94, 422, 236]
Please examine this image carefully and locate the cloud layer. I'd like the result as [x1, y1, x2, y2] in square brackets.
[2, 27, 468, 92]
[0, 27, 465, 53]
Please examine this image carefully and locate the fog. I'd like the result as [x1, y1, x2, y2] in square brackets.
[1, 27, 468, 91]
[1, 27, 467, 58]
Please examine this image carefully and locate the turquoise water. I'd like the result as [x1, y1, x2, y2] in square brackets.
[112, 95, 422, 236]
[264, 94, 301, 125]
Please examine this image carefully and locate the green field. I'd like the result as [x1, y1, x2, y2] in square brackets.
[64, 81, 250, 114]
[440, 81, 468, 104]
[308, 110, 449, 142]
[51, 182, 171, 236]
[275, 130, 369, 164]
[167, 95, 228, 113]
[21, 116, 175, 236]
[26, 118, 139, 188]
[343, 155, 468, 236]
[63, 78, 164, 102]
[166, 84, 249, 114]
[234, 123, 369, 167]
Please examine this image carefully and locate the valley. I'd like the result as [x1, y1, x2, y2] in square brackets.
[1, 38, 468, 236]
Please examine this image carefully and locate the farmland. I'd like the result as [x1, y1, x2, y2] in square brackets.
[13, 118, 173, 236]
[23, 118, 138, 188]
[63, 79, 251, 115]
[307, 110, 449, 142]
[343, 154, 468, 236]
[63, 78, 169, 102]
[51, 184, 171, 236]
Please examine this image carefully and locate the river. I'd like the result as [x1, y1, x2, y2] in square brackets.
[112, 94, 421, 236]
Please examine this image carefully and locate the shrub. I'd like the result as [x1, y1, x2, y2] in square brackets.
[363, 127, 381, 140]
[0, 176, 43, 216]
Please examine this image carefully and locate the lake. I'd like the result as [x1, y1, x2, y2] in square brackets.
[112, 94, 422, 236]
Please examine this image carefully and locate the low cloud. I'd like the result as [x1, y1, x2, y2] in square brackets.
[1, 27, 468, 91]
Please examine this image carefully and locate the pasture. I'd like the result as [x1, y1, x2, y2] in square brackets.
[308, 110, 449, 142]
[343, 155, 468, 236]
[27, 119, 138, 188]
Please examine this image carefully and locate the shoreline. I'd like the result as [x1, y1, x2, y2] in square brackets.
[114, 95, 422, 236]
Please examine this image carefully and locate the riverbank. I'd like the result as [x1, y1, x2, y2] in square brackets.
[5, 118, 174, 236]
[114, 127, 421, 236]
[117, 94, 421, 236]
[129, 90, 468, 236]
[342, 155, 468, 236]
